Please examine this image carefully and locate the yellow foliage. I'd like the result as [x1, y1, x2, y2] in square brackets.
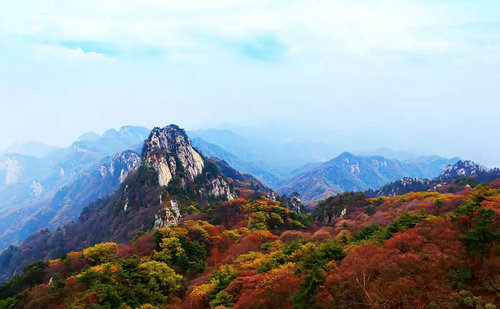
[76, 262, 122, 278]
[222, 229, 242, 242]
[292, 242, 317, 260]
[190, 280, 218, 298]
[82, 242, 118, 264]
[234, 251, 268, 270]
[258, 262, 296, 288]
[137, 305, 158, 309]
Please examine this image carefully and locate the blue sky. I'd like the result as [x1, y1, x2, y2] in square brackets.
[0, 0, 499, 166]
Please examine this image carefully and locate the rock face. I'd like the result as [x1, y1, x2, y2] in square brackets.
[198, 177, 234, 200]
[154, 199, 182, 229]
[440, 160, 486, 181]
[0, 149, 142, 250]
[287, 195, 305, 213]
[143, 125, 205, 186]
[0, 126, 149, 251]
[277, 193, 306, 213]
[142, 125, 234, 202]
[99, 150, 141, 184]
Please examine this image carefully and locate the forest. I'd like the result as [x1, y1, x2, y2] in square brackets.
[0, 178, 498, 308]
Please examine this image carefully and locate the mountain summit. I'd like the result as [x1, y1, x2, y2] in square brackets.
[143, 125, 204, 185]
[440, 160, 486, 181]
[142, 125, 233, 199]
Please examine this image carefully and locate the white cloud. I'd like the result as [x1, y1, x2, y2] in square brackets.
[0, 0, 499, 166]
[36, 44, 107, 61]
[1, 0, 498, 60]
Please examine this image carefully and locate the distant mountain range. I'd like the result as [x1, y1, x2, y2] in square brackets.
[367, 160, 500, 197]
[0, 126, 149, 250]
[0, 125, 481, 250]
[277, 152, 461, 202]
[188, 129, 339, 187]
[188, 129, 465, 202]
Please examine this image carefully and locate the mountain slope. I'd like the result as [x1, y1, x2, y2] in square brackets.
[0, 126, 149, 250]
[0, 150, 142, 249]
[0, 171, 498, 308]
[0, 125, 273, 283]
[278, 152, 460, 202]
[188, 129, 340, 187]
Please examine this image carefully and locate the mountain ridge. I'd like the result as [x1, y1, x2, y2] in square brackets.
[367, 160, 500, 197]
[278, 151, 462, 202]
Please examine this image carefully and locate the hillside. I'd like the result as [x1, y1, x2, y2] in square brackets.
[0, 126, 149, 250]
[0, 173, 498, 308]
[0, 125, 275, 284]
[278, 152, 460, 202]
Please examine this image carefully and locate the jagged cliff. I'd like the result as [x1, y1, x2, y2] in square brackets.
[0, 126, 149, 251]
[143, 125, 204, 185]
[142, 125, 233, 201]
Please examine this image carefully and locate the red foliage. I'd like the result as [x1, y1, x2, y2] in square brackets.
[116, 232, 155, 259]
[44, 252, 87, 280]
[231, 265, 300, 309]
[490, 178, 500, 189]
[316, 218, 467, 308]
[280, 230, 311, 242]
[229, 231, 279, 259]
[311, 227, 335, 241]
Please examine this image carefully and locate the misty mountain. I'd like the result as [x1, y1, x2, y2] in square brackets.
[0, 142, 59, 158]
[190, 137, 282, 187]
[0, 125, 272, 283]
[0, 126, 149, 250]
[188, 129, 340, 187]
[278, 152, 461, 202]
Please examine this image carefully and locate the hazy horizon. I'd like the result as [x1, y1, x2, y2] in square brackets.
[1, 123, 498, 169]
[1, 0, 499, 167]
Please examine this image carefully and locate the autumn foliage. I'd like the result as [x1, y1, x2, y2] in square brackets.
[1, 182, 499, 309]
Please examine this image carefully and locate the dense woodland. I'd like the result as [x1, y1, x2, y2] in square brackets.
[0, 174, 498, 308]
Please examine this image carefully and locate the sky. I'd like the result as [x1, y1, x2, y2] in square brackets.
[0, 0, 499, 166]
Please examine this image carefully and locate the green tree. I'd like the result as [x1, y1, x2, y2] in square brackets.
[138, 261, 184, 303]
[460, 208, 500, 258]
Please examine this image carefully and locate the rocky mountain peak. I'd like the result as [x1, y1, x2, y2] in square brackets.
[142, 125, 205, 185]
[440, 160, 485, 181]
[99, 150, 141, 183]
